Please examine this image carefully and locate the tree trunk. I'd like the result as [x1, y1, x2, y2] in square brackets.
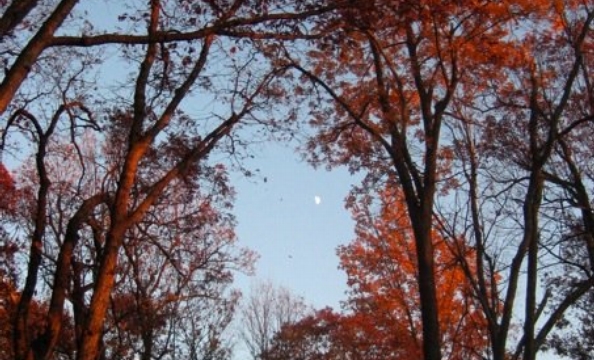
[75, 229, 123, 360]
[13, 138, 50, 360]
[414, 222, 441, 360]
[35, 195, 106, 360]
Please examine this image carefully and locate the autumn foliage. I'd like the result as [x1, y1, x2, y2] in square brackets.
[0, 163, 16, 214]
[338, 189, 489, 360]
[0, 164, 18, 360]
[3, 1, 594, 360]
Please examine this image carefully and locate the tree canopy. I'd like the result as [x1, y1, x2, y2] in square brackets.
[2, 1, 594, 360]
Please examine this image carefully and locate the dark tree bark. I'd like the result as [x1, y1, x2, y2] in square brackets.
[0, 0, 80, 115]
[0, 0, 40, 39]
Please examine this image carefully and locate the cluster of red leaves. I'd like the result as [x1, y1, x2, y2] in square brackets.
[0, 163, 16, 215]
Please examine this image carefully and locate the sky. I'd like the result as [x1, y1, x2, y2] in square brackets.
[231, 141, 358, 310]
[227, 141, 361, 360]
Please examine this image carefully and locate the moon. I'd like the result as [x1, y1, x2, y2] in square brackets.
[314, 195, 321, 205]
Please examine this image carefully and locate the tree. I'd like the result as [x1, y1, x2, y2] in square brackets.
[0, 163, 16, 213]
[284, 2, 536, 359]
[0, 162, 76, 360]
[239, 280, 309, 359]
[278, 1, 594, 359]
[337, 187, 489, 360]
[0, 0, 41, 39]
[0, 163, 18, 266]
[6, 126, 252, 360]
[6, 1, 594, 360]
[0, 0, 81, 114]
[1, 1, 344, 359]
[99, 165, 250, 360]
[0, 0, 342, 115]
[0, 163, 19, 360]
[262, 307, 358, 360]
[262, 188, 490, 360]
[435, 3, 594, 360]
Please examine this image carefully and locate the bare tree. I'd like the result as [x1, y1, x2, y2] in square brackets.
[239, 280, 308, 359]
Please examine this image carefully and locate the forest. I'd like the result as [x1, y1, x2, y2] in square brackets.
[1, 1, 594, 360]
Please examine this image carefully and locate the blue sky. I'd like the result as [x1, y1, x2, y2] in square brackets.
[232, 141, 359, 309]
